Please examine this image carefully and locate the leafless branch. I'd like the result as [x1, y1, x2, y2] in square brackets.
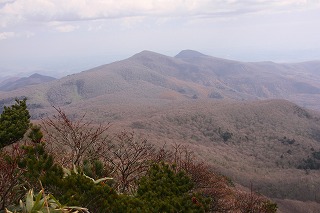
[42, 106, 111, 167]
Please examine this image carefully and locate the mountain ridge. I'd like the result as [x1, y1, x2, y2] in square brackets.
[1, 50, 320, 111]
[2, 50, 320, 211]
[0, 73, 56, 92]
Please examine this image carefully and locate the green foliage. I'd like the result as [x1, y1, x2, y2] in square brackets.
[0, 102, 279, 212]
[27, 125, 43, 144]
[137, 163, 209, 212]
[297, 151, 320, 170]
[7, 189, 60, 213]
[6, 189, 90, 213]
[57, 172, 118, 213]
[297, 157, 320, 170]
[220, 131, 233, 142]
[18, 143, 64, 190]
[10, 142, 208, 212]
[10, 142, 116, 212]
[82, 159, 106, 180]
[312, 151, 320, 160]
[0, 99, 30, 149]
[113, 195, 147, 213]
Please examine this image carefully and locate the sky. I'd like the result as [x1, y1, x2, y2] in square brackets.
[0, 0, 320, 78]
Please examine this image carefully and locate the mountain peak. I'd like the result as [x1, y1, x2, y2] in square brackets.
[132, 50, 162, 58]
[175, 50, 207, 59]
[29, 73, 43, 78]
[129, 50, 171, 62]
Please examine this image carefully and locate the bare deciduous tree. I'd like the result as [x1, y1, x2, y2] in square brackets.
[234, 183, 278, 213]
[101, 131, 156, 194]
[168, 143, 237, 212]
[42, 107, 110, 167]
[0, 144, 25, 211]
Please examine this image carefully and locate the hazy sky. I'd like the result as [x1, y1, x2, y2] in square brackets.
[0, 0, 320, 78]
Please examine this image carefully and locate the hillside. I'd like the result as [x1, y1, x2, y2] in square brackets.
[117, 99, 320, 201]
[0, 73, 56, 92]
[0, 76, 20, 87]
[1, 50, 320, 211]
[30, 98, 320, 212]
[1, 50, 320, 112]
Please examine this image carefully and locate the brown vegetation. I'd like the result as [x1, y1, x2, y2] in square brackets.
[42, 106, 110, 167]
[0, 144, 25, 210]
[2, 50, 320, 211]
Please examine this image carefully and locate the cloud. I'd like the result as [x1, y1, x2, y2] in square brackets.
[0, 30, 34, 40]
[24, 31, 34, 38]
[48, 22, 79, 32]
[0, 31, 15, 40]
[0, 0, 14, 4]
[1, 0, 319, 28]
[55, 24, 78, 32]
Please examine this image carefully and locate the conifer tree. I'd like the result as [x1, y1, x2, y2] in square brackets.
[0, 99, 30, 149]
[137, 163, 209, 212]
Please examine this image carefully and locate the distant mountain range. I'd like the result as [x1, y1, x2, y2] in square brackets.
[0, 73, 56, 92]
[1, 50, 320, 212]
[2, 49, 320, 110]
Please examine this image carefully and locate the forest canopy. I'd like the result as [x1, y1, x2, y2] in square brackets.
[0, 99, 277, 213]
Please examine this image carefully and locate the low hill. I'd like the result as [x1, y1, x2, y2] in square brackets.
[39, 98, 320, 212]
[0, 73, 56, 92]
[110, 99, 320, 201]
[0, 76, 20, 86]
